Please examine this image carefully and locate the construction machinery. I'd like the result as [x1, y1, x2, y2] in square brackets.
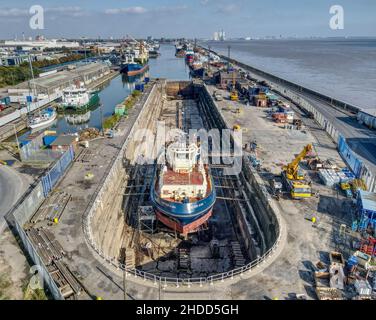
[340, 181, 353, 198]
[230, 72, 238, 101]
[282, 144, 313, 199]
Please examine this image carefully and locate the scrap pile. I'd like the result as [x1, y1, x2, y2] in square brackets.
[79, 128, 100, 141]
[313, 251, 346, 300]
[312, 250, 376, 300]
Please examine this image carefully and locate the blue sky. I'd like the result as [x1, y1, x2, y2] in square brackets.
[0, 0, 375, 39]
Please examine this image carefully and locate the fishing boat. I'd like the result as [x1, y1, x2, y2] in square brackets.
[150, 139, 216, 236]
[148, 49, 160, 58]
[65, 110, 91, 125]
[185, 50, 194, 65]
[121, 62, 149, 76]
[28, 107, 57, 129]
[60, 86, 99, 111]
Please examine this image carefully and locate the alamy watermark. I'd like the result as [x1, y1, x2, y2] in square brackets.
[329, 5, 344, 30]
[127, 121, 244, 176]
[29, 5, 44, 30]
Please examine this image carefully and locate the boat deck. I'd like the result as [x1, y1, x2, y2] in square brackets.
[162, 168, 204, 186]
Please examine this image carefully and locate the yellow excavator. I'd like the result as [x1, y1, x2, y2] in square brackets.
[230, 72, 238, 101]
[282, 144, 313, 199]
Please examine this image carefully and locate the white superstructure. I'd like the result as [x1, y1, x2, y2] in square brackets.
[61, 86, 90, 108]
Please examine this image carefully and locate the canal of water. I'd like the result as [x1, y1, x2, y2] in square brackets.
[18, 44, 190, 141]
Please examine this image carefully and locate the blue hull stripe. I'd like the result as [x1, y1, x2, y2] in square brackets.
[150, 165, 216, 225]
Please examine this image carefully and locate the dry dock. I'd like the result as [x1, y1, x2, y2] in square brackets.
[3, 78, 367, 300]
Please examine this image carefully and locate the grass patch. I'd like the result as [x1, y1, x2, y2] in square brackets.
[22, 279, 48, 300]
[0, 274, 12, 300]
[103, 114, 121, 129]
[102, 90, 142, 129]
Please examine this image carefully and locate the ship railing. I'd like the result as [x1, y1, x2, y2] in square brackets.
[83, 207, 282, 287]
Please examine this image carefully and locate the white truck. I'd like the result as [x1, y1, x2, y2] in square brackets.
[213, 90, 223, 101]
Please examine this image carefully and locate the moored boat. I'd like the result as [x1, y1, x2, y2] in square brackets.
[59, 86, 99, 111]
[121, 62, 149, 76]
[28, 107, 57, 129]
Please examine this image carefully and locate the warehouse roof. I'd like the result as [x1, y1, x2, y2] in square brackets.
[358, 190, 376, 213]
[50, 135, 77, 147]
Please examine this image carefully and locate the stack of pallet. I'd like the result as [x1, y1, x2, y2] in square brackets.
[124, 249, 136, 269]
[230, 241, 246, 268]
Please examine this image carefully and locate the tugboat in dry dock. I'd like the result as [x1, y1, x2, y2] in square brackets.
[151, 139, 216, 236]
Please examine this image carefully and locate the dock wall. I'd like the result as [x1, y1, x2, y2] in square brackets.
[196, 84, 281, 255]
[83, 81, 165, 261]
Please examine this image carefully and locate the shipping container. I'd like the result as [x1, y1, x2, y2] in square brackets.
[43, 135, 58, 146]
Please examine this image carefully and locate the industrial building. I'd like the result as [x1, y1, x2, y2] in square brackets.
[13, 62, 110, 95]
[1, 39, 80, 50]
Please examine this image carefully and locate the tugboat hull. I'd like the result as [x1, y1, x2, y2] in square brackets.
[150, 165, 216, 235]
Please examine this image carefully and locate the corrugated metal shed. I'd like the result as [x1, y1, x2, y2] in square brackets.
[358, 190, 376, 214]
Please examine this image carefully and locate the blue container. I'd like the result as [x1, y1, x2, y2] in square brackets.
[144, 77, 150, 84]
[135, 83, 144, 92]
[1, 97, 11, 105]
[20, 140, 31, 147]
[43, 135, 57, 146]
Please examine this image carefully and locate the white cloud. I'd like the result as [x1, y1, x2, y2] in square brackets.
[105, 5, 188, 15]
[105, 7, 148, 15]
[217, 4, 239, 14]
[0, 8, 28, 17]
[46, 6, 82, 13]
[155, 5, 188, 13]
[0, 6, 86, 18]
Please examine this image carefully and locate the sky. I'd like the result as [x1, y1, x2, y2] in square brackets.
[0, 0, 375, 39]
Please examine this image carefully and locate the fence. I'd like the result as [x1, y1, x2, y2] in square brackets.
[41, 146, 74, 196]
[83, 157, 284, 287]
[19, 132, 69, 166]
[3, 146, 74, 300]
[6, 213, 64, 300]
[274, 82, 376, 192]
[338, 136, 363, 178]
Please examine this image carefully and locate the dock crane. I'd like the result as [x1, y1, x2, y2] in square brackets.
[282, 144, 313, 199]
[126, 34, 148, 64]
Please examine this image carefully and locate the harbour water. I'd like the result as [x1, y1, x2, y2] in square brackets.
[204, 39, 376, 112]
[19, 44, 189, 140]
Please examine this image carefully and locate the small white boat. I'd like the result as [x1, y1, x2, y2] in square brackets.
[29, 107, 57, 129]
